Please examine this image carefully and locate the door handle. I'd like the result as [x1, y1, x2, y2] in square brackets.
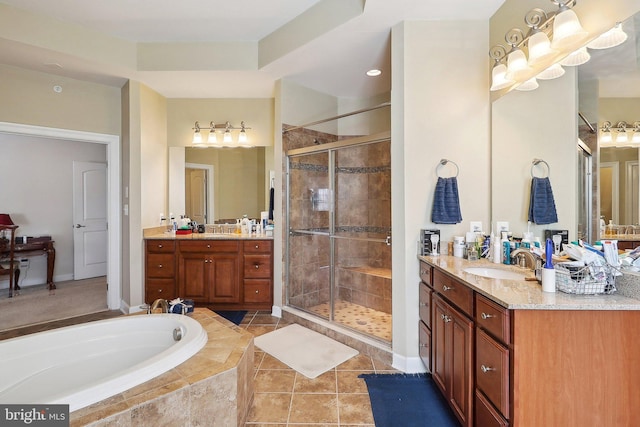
[75, 224, 86, 228]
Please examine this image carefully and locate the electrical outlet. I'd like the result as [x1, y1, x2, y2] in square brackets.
[19, 258, 29, 268]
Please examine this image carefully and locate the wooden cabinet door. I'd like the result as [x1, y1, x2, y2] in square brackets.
[209, 254, 241, 303]
[449, 305, 474, 427]
[432, 294, 448, 394]
[179, 253, 209, 302]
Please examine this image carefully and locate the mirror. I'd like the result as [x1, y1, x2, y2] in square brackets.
[492, 10, 640, 243]
[169, 147, 269, 223]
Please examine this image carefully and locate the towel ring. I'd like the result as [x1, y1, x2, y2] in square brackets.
[437, 159, 459, 178]
[531, 158, 550, 178]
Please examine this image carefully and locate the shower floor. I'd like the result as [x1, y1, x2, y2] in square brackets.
[307, 300, 392, 342]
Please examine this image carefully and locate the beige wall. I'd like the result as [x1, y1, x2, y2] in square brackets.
[391, 20, 491, 370]
[0, 64, 121, 135]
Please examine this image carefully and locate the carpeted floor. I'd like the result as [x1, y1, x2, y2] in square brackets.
[359, 373, 459, 427]
[0, 277, 108, 331]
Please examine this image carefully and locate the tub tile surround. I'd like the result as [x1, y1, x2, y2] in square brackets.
[70, 309, 254, 427]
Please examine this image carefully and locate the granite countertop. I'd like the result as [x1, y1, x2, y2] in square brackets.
[419, 255, 640, 311]
[145, 232, 273, 240]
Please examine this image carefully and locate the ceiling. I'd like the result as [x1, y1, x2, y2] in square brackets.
[0, 0, 506, 99]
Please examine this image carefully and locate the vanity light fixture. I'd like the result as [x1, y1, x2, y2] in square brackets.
[515, 77, 539, 91]
[526, 9, 557, 66]
[559, 46, 590, 66]
[366, 69, 382, 77]
[614, 122, 629, 144]
[587, 22, 627, 50]
[600, 121, 613, 143]
[632, 122, 640, 143]
[191, 121, 252, 147]
[505, 29, 532, 81]
[549, 0, 588, 50]
[489, 46, 514, 91]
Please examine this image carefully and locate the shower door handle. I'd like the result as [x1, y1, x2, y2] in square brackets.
[385, 236, 391, 246]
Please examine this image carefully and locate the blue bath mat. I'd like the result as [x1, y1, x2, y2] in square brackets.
[214, 310, 247, 325]
[359, 373, 458, 427]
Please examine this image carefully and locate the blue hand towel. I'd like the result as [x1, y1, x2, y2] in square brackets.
[528, 177, 558, 225]
[432, 177, 462, 224]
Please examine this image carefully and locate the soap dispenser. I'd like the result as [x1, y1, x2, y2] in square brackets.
[241, 215, 251, 235]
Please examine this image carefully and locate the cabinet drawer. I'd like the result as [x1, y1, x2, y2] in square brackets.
[419, 261, 432, 286]
[419, 283, 432, 328]
[433, 269, 473, 317]
[476, 328, 510, 418]
[244, 255, 272, 278]
[476, 294, 510, 345]
[146, 240, 175, 253]
[475, 390, 508, 427]
[418, 320, 431, 372]
[179, 240, 239, 253]
[145, 279, 176, 302]
[244, 279, 272, 303]
[243, 240, 273, 254]
[146, 254, 175, 278]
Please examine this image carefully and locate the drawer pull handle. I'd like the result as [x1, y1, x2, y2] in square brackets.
[441, 314, 452, 323]
[158, 244, 163, 248]
[207, 244, 211, 248]
[442, 285, 454, 291]
[255, 264, 260, 269]
[255, 290, 259, 294]
[480, 365, 495, 373]
[481, 312, 494, 320]
[158, 264, 163, 268]
[255, 245, 259, 249]
[158, 289, 163, 293]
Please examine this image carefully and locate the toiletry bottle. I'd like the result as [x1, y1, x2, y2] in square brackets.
[235, 218, 242, 234]
[502, 237, 510, 265]
[241, 215, 251, 235]
[492, 238, 502, 264]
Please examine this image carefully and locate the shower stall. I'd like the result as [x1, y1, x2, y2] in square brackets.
[285, 120, 392, 343]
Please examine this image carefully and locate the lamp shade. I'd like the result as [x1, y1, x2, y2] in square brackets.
[560, 47, 590, 67]
[632, 131, 640, 143]
[528, 30, 556, 66]
[515, 77, 539, 91]
[0, 214, 14, 225]
[536, 63, 565, 80]
[505, 48, 531, 81]
[551, 8, 588, 49]
[615, 130, 628, 143]
[587, 23, 627, 49]
[600, 131, 612, 143]
[490, 63, 513, 91]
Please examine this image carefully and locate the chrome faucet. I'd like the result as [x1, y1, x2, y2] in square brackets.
[510, 249, 541, 271]
[149, 298, 169, 313]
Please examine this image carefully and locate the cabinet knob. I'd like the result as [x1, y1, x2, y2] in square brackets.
[480, 365, 495, 373]
[255, 245, 259, 249]
[207, 244, 211, 248]
[481, 312, 494, 320]
[442, 285, 454, 292]
[204, 259, 209, 263]
[158, 244, 163, 248]
[158, 289, 163, 293]
[158, 264, 163, 268]
[441, 314, 452, 323]
[255, 290, 259, 294]
[255, 264, 260, 269]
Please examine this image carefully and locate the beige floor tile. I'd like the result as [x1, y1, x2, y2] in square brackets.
[337, 353, 375, 371]
[245, 325, 277, 336]
[338, 393, 375, 425]
[257, 353, 291, 370]
[246, 392, 292, 424]
[289, 393, 339, 424]
[254, 369, 296, 393]
[337, 370, 372, 394]
[250, 313, 281, 325]
[294, 370, 337, 393]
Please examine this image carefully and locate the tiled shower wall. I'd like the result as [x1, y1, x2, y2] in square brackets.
[284, 126, 391, 315]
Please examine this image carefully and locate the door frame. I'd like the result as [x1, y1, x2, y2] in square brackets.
[0, 121, 121, 310]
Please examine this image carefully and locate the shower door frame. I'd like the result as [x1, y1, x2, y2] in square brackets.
[285, 131, 391, 327]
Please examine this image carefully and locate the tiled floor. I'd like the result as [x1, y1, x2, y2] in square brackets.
[240, 311, 397, 426]
[0, 309, 395, 426]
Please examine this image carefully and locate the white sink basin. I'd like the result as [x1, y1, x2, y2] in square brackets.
[463, 267, 526, 281]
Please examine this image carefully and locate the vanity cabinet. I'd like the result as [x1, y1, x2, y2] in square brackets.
[431, 269, 474, 427]
[178, 240, 241, 304]
[144, 238, 273, 310]
[145, 240, 178, 303]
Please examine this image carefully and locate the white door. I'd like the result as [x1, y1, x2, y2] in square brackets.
[73, 161, 108, 280]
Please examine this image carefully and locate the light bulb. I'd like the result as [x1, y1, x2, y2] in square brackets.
[207, 130, 217, 144]
[505, 48, 531, 81]
[490, 63, 514, 91]
[223, 130, 232, 143]
[632, 132, 640, 143]
[528, 30, 556, 66]
[615, 131, 628, 144]
[600, 131, 612, 143]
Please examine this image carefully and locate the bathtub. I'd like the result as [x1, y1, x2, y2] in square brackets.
[0, 314, 208, 412]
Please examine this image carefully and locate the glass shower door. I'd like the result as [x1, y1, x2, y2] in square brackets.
[286, 151, 332, 321]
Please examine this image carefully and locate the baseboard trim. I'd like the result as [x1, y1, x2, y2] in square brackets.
[392, 354, 428, 374]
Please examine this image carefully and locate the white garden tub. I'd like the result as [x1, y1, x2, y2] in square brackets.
[0, 314, 207, 411]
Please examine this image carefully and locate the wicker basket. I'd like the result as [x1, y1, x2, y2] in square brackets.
[554, 263, 616, 295]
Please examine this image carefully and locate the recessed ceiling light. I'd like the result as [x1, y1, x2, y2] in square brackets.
[366, 69, 382, 77]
